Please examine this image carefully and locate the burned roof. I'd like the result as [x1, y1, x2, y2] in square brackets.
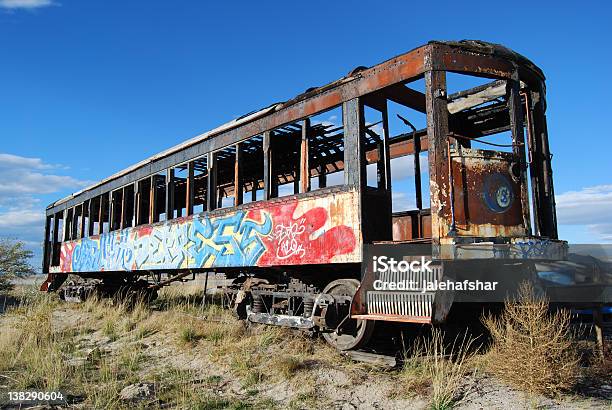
[48, 39, 544, 211]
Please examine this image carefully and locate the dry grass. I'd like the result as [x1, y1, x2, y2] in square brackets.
[1, 283, 329, 407]
[13, 282, 590, 409]
[483, 281, 581, 396]
[0, 287, 156, 408]
[426, 329, 477, 409]
[399, 329, 477, 409]
[0, 292, 77, 391]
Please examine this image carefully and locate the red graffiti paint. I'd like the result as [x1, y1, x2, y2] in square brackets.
[60, 243, 74, 272]
[257, 200, 356, 265]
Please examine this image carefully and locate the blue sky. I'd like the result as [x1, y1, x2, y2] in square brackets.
[0, 0, 611, 269]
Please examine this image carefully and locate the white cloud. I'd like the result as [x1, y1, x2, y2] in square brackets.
[556, 185, 612, 225]
[0, 172, 84, 195]
[0, 209, 44, 228]
[392, 191, 416, 212]
[390, 153, 429, 180]
[556, 184, 612, 241]
[0, 0, 54, 9]
[0, 153, 89, 271]
[0, 154, 87, 198]
[0, 153, 54, 169]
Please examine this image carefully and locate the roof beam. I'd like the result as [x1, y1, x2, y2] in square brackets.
[384, 84, 426, 113]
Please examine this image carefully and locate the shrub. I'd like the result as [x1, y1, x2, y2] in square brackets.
[0, 239, 35, 293]
[483, 281, 580, 396]
[179, 324, 201, 345]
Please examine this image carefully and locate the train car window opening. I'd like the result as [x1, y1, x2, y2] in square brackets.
[419, 151, 430, 209]
[100, 193, 110, 233]
[81, 202, 88, 238]
[73, 206, 82, 239]
[51, 213, 62, 265]
[307, 106, 345, 191]
[136, 178, 151, 226]
[362, 105, 388, 190]
[152, 172, 166, 222]
[88, 196, 97, 235]
[447, 72, 515, 154]
[234, 143, 244, 207]
[173, 165, 188, 218]
[241, 135, 264, 204]
[390, 155, 416, 212]
[110, 189, 123, 230]
[68, 206, 75, 239]
[193, 157, 208, 214]
[55, 214, 63, 244]
[270, 125, 300, 198]
[122, 185, 135, 228]
[386, 91, 427, 213]
[62, 209, 70, 242]
[213, 145, 237, 209]
[83, 200, 91, 237]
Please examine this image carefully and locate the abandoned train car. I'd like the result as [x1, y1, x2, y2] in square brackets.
[41, 40, 567, 349]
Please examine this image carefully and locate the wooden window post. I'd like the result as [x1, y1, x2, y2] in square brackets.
[186, 161, 195, 216]
[150, 176, 157, 223]
[300, 119, 311, 193]
[207, 152, 217, 211]
[166, 168, 175, 220]
[343, 98, 365, 189]
[425, 69, 450, 240]
[508, 71, 531, 236]
[263, 131, 272, 200]
[234, 144, 243, 206]
[98, 196, 104, 234]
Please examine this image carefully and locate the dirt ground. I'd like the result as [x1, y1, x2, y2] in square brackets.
[0, 284, 610, 409]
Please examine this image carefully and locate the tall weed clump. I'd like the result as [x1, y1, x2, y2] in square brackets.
[400, 329, 478, 409]
[483, 282, 580, 396]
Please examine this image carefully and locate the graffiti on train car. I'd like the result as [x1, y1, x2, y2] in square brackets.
[59, 194, 359, 272]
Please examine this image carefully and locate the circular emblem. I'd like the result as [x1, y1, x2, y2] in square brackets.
[496, 185, 512, 208]
[483, 174, 514, 213]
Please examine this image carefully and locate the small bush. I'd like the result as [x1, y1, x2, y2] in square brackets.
[179, 324, 202, 345]
[483, 281, 580, 396]
[272, 355, 305, 379]
[103, 319, 118, 341]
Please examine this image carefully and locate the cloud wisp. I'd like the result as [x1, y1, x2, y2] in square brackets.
[0, 0, 54, 9]
[0, 153, 84, 199]
[556, 184, 612, 241]
[0, 153, 89, 269]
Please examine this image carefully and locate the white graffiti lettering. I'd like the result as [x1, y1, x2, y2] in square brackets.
[270, 218, 306, 260]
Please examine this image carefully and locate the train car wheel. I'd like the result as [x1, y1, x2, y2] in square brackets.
[322, 279, 375, 350]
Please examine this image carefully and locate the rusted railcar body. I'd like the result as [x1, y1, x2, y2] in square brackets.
[41, 40, 569, 349]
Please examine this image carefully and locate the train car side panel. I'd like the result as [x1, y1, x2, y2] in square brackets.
[57, 189, 361, 273]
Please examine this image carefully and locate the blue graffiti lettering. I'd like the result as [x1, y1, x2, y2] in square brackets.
[70, 211, 273, 272]
[189, 211, 272, 268]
